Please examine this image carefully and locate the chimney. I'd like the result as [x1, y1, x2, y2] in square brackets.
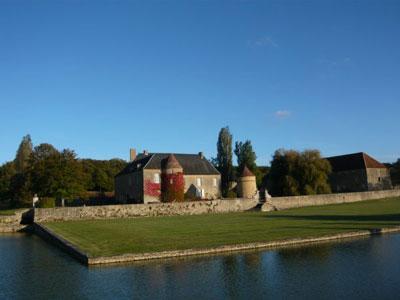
[130, 148, 136, 162]
[143, 150, 149, 156]
[198, 151, 204, 159]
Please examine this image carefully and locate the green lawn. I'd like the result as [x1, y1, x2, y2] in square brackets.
[45, 197, 400, 257]
[0, 209, 18, 216]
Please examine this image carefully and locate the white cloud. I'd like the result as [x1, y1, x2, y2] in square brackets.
[315, 57, 351, 66]
[248, 36, 278, 48]
[275, 110, 291, 119]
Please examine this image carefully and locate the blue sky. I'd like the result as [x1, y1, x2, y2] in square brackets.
[0, 0, 399, 165]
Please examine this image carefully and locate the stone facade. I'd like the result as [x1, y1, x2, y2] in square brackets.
[366, 168, 392, 191]
[115, 170, 144, 203]
[0, 209, 30, 233]
[183, 175, 221, 200]
[329, 169, 369, 192]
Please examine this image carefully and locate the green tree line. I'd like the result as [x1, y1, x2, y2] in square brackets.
[0, 135, 127, 208]
[213, 127, 333, 198]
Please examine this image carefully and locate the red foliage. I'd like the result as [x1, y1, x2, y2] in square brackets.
[161, 172, 185, 202]
[144, 179, 161, 198]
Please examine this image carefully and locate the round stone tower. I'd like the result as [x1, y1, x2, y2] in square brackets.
[237, 165, 257, 199]
[161, 154, 185, 202]
[162, 154, 183, 175]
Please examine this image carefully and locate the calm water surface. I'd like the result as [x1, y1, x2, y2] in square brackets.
[1, 233, 400, 299]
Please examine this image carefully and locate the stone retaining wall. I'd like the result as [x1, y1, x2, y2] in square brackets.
[0, 209, 29, 233]
[34, 199, 258, 223]
[88, 226, 400, 265]
[33, 223, 88, 264]
[34, 222, 400, 265]
[262, 189, 400, 211]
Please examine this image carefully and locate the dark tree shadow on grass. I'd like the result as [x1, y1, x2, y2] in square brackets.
[264, 214, 400, 222]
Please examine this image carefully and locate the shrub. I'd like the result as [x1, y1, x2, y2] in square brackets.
[37, 197, 55, 208]
[267, 149, 331, 196]
[226, 190, 237, 199]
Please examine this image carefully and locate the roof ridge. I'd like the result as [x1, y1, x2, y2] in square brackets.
[361, 152, 368, 169]
[150, 152, 202, 156]
[142, 153, 155, 169]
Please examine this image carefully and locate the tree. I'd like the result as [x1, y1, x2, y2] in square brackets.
[80, 158, 127, 191]
[0, 162, 16, 207]
[216, 127, 234, 197]
[29, 144, 85, 199]
[390, 159, 400, 186]
[9, 172, 32, 208]
[14, 134, 33, 173]
[234, 140, 257, 174]
[267, 149, 331, 196]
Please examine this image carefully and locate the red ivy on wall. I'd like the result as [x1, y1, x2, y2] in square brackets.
[161, 172, 185, 202]
[144, 179, 161, 198]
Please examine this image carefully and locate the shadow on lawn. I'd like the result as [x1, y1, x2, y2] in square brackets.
[265, 214, 400, 223]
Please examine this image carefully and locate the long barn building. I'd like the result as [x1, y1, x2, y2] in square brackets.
[326, 152, 392, 193]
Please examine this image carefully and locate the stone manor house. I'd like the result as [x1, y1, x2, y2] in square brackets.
[115, 149, 221, 203]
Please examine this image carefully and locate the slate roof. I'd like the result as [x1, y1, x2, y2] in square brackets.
[241, 165, 255, 177]
[116, 155, 153, 176]
[116, 153, 220, 177]
[326, 152, 387, 172]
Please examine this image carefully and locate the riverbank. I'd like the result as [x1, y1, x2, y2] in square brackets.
[0, 209, 29, 233]
[41, 197, 400, 265]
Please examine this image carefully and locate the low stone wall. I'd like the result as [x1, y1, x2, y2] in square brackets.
[262, 189, 400, 211]
[34, 199, 258, 223]
[0, 209, 30, 233]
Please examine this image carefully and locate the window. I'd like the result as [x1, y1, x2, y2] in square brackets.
[196, 178, 202, 187]
[154, 173, 160, 184]
[213, 178, 217, 187]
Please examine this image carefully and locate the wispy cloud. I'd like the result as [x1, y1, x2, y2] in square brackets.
[248, 36, 278, 48]
[275, 110, 291, 119]
[315, 57, 351, 67]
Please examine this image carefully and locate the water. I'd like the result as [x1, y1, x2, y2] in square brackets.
[1, 233, 400, 299]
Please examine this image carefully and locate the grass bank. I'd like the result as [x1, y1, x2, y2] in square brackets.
[0, 209, 18, 216]
[45, 197, 400, 258]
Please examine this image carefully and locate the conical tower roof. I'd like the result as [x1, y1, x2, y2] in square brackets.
[165, 154, 182, 169]
[241, 165, 254, 177]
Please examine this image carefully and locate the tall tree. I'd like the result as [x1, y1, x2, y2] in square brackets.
[80, 158, 127, 191]
[29, 144, 85, 199]
[0, 162, 16, 207]
[390, 159, 400, 187]
[267, 149, 331, 196]
[234, 140, 257, 174]
[14, 134, 33, 173]
[216, 127, 234, 197]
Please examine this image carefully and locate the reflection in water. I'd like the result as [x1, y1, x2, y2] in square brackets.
[1, 233, 400, 299]
[277, 243, 332, 262]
